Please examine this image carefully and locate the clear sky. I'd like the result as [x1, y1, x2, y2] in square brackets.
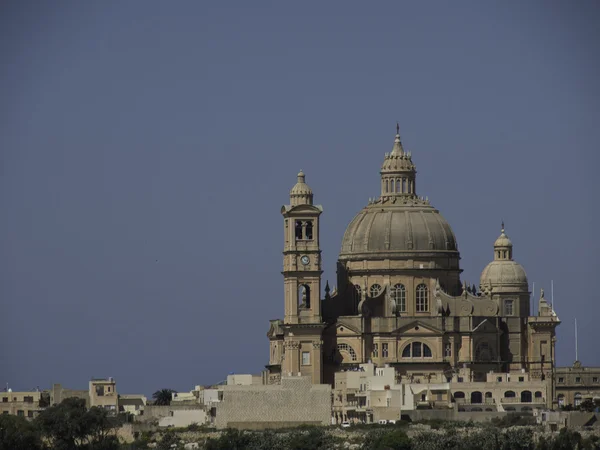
[1, 1, 598, 396]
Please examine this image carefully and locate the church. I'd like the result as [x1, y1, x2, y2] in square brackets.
[266, 127, 560, 393]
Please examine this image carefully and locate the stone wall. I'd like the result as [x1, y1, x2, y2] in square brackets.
[215, 376, 331, 429]
[136, 405, 205, 423]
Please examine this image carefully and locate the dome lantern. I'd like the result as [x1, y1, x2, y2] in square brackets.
[289, 170, 314, 206]
[380, 124, 417, 198]
[493, 221, 513, 260]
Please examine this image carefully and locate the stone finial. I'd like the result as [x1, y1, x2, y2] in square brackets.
[501, 220, 505, 233]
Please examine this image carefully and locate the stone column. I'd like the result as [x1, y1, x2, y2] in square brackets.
[312, 340, 323, 384]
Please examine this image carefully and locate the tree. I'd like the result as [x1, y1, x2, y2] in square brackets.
[152, 389, 176, 406]
[0, 414, 44, 450]
[35, 397, 120, 450]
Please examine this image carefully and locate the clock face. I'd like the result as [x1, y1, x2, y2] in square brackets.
[301, 255, 310, 266]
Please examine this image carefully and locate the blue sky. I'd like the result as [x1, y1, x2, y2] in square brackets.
[1, 1, 598, 395]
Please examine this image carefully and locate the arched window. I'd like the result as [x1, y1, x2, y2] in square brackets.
[557, 394, 565, 407]
[392, 284, 406, 313]
[402, 178, 407, 193]
[504, 299, 514, 316]
[471, 391, 483, 404]
[385, 179, 389, 193]
[337, 343, 357, 362]
[402, 345, 411, 358]
[305, 221, 313, 240]
[504, 391, 516, 398]
[413, 342, 422, 357]
[396, 179, 400, 192]
[401, 342, 433, 359]
[295, 220, 303, 240]
[454, 391, 465, 399]
[298, 285, 310, 308]
[534, 391, 543, 399]
[423, 344, 432, 357]
[574, 393, 582, 407]
[370, 284, 382, 297]
[416, 284, 429, 312]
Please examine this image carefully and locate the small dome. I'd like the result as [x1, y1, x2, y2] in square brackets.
[494, 225, 513, 248]
[480, 223, 528, 292]
[480, 260, 528, 290]
[289, 170, 313, 205]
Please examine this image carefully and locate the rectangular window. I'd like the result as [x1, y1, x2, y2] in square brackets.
[96, 386, 105, 396]
[518, 377, 524, 382]
[558, 377, 564, 383]
[382, 343, 389, 358]
[497, 377, 502, 382]
[27, 411, 34, 418]
[373, 343, 378, 357]
[575, 377, 581, 383]
[302, 351, 311, 366]
[17, 410, 24, 417]
[444, 343, 451, 357]
[504, 299, 514, 316]
[1, 398, 7, 403]
[23, 396, 33, 403]
[593, 377, 599, 383]
[457, 377, 463, 383]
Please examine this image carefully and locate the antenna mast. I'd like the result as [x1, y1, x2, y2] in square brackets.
[575, 318, 578, 362]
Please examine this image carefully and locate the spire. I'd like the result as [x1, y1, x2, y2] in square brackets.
[501, 220, 505, 233]
[391, 123, 404, 155]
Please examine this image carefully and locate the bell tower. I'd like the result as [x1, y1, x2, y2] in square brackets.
[280, 170, 325, 383]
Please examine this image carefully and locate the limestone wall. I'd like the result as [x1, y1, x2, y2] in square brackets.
[215, 376, 331, 429]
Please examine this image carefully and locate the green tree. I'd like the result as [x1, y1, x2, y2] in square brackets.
[286, 426, 336, 450]
[0, 413, 44, 450]
[35, 397, 120, 450]
[374, 428, 412, 450]
[205, 428, 252, 450]
[152, 389, 176, 406]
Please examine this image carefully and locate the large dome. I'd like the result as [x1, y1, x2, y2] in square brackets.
[339, 199, 458, 260]
[339, 128, 459, 261]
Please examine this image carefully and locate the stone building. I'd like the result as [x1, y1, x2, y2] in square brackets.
[555, 361, 600, 408]
[266, 127, 560, 406]
[0, 389, 45, 419]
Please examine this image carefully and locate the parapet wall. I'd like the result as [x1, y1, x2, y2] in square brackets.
[215, 376, 331, 429]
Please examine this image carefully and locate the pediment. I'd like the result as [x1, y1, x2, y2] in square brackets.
[392, 320, 443, 336]
[335, 320, 361, 336]
[471, 319, 498, 334]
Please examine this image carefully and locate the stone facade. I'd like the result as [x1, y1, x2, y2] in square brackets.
[0, 390, 44, 419]
[267, 128, 561, 406]
[214, 376, 331, 429]
[555, 361, 600, 407]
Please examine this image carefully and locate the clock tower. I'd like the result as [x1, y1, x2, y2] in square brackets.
[280, 170, 325, 383]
